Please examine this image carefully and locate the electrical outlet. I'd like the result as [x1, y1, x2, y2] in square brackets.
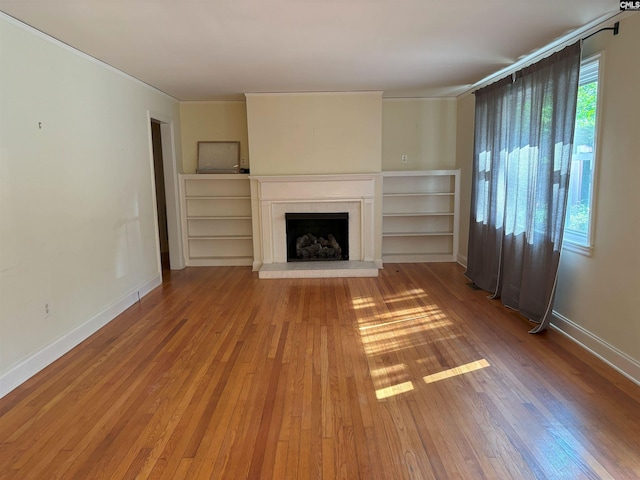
[401, 154, 408, 163]
[44, 303, 51, 318]
[240, 157, 247, 167]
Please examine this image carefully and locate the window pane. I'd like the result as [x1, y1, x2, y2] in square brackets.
[565, 58, 599, 246]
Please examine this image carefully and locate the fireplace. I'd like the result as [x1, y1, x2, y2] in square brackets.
[250, 174, 380, 278]
[286, 212, 349, 262]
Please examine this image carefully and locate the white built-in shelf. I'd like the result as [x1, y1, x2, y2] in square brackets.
[179, 174, 253, 266]
[382, 212, 454, 216]
[382, 170, 460, 263]
[383, 231, 454, 237]
[383, 192, 455, 197]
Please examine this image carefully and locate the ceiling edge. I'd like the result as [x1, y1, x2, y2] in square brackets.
[458, 10, 630, 99]
[0, 11, 179, 103]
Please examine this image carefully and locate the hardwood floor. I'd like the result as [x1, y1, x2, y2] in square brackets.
[1, 263, 639, 479]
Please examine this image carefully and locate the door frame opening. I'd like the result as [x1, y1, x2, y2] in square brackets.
[148, 111, 184, 272]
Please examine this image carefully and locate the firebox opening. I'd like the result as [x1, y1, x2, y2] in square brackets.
[285, 213, 349, 262]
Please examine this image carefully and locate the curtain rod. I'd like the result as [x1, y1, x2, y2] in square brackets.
[472, 20, 620, 95]
[582, 21, 619, 41]
[461, 11, 628, 98]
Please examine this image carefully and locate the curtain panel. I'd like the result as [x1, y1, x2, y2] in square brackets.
[466, 42, 581, 333]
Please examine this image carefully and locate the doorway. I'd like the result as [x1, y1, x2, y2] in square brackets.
[148, 112, 184, 274]
[151, 120, 170, 271]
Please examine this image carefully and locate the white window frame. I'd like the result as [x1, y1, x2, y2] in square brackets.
[563, 53, 603, 256]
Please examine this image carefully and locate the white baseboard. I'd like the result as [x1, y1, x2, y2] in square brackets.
[551, 311, 640, 387]
[0, 274, 162, 399]
[456, 253, 468, 268]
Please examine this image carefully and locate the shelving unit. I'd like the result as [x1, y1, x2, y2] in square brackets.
[382, 170, 460, 263]
[179, 174, 253, 266]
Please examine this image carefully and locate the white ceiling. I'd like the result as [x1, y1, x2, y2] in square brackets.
[0, 1, 621, 100]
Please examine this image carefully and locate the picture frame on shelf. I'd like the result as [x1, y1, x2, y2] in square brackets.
[197, 141, 240, 174]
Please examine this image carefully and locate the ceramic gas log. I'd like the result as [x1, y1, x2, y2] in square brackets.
[295, 233, 342, 260]
[285, 212, 349, 262]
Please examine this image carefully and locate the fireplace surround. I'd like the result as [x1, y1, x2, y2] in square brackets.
[250, 174, 380, 278]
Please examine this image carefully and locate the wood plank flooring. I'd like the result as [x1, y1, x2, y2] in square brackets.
[1, 263, 639, 479]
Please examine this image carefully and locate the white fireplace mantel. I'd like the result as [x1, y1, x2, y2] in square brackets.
[250, 174, 380, 277]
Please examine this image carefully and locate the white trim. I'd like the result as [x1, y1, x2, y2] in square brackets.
[382, 169, 458, 177]
[562, 53, 603, 258]
[245, 91, 383, 98]
[562, 240, 593, 256]
[457, 254, 468, 268]
[551, 311, 640, 387]
[0, 274, 162, 399]
[382, 97, 458, 102]
[148, 111, 185, 270]
[250, 173, 379, 184]
[586, 52, 605, 253]
[0, 12, 177, 102]
[251, 174, 379, 270]
[180, 100, 247, 104]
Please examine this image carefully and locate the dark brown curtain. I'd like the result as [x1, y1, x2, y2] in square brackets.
[466, 42, 581, 333]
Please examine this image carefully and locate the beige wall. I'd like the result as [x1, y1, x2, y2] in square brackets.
[382, 98, 457, 171]
[245, 92, 382, 175]
[454, 13, 640, 376]
[0, 15, 180, 394]
[179, 101, 249, 174]
[553, 13, 640, 367]
[454, 93, 475, 265]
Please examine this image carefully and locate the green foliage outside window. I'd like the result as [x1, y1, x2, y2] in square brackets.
[567, 201, 590, 232]
[565, 58, 599, 243]
[574, 82, 598, 148]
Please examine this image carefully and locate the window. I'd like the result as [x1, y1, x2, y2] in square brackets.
[564, 55, 600, 254]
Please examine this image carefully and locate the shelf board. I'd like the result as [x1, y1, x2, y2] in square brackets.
[187, 216, 252, 220]
[383, 251, 453, 256]
[382, 212, 454, 217]
[382, 231, 454, 237]
[382, 170, 458, 177]
[189, 255, 253, 260]
[383, 192, 454, 197]
[187, 256, 254, 267]
[189, 235, 252, 240]
[185, 196, 251, 200]
[182, 173, 250, 179]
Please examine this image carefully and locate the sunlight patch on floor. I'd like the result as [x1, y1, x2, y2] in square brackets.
[375, 381, 415, 400]
[357, 304, 449, 328]
[370, 363, 411, 391]
[359, 313, 440, 331]
[423, 359, 490, 384]
[371, 363, 407, 380]
[355, 293, 453, 357]
[351, 297, 376, 310]
[352, 286, 481, 400]
[351, 288, 428, 311]
[380, 289, 429, 303]
[370, 359, 491, 401]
